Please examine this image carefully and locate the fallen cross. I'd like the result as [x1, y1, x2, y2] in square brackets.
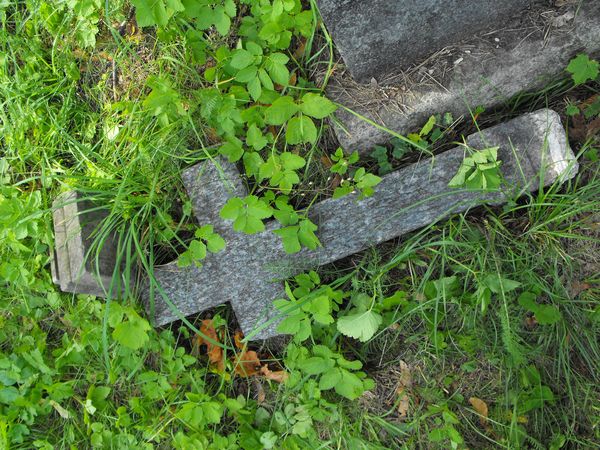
[317, 0, 600, 152]
[52, 110, 578, 340]
[144, 109, 577, 339]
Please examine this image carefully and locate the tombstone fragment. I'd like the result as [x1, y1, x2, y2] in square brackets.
[52, 191, 127, 298]
[318, 0, 600, 152]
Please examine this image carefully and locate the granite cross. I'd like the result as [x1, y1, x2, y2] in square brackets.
[142, 109, 577, 340]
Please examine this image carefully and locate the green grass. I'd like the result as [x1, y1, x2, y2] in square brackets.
[1, 1, 599, 449]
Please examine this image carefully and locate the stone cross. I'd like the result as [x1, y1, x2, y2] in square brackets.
[143, 109, 577, 340]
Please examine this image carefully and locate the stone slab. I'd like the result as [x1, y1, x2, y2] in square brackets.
[316, 0, 527, 83]
[52, 191, 126, 297]
[148, 109, 577, 340]
[327, 1, 600, 153]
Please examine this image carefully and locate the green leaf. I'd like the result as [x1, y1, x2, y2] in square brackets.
[213, 6, 231, 35]
[419, 115, 436, 136]
[337, 310, 382, 342]
[566, 54, 599, 86]
[274, 226, 301, 254]
[258, 68, 275, 91]
[247, 76, 262, 101]
[533, 305, 561, 325]
[265, 96, 298, 125]
[299, 93, 337, 119]
[334, 369, 367, 400]
[219, 140, 244, 162]
[286, 115, 317, 144]
[297, 219, 320, 250]
[246, 124, 268, 150]
[132, 0, 184, 27]
[230, 49, 255, 69]
[301, 356, 334, 375]
[220, 196, 273, 234]
[483, 274, 521, 294]
[319, 368, 342, 390]
[112, 309, 151, 350]
[235, 65, 258, 83]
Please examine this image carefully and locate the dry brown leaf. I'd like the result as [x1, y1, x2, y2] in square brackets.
[233, 350, 262, 377]
[469, 397, 489, 426]
[198, 319, 224, 372]
[260, 365, 289, 383]
[234, 330, 245, 350]
[396, 360, 412, 419]
[288, 72, 297, 86]
[330, 173, 342, 190]
[293, 38, 307, 59]
[320, 154, 333, 168]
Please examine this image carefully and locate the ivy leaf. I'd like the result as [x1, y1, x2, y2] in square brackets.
[337, 310, 382, 342]
[299, 93, 337, 119]
[286, 115, 317, 144]
[112, 309, 151, 350]
[566, 54, 599, 86]
[265, 96, 298, 125]
[220, 196, 273, 234]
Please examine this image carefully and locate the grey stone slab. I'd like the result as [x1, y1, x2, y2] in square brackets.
[148, 109, 577, 340]
[52, 192, 127, 297]
[327, 1, 600, 153]
[316, 0, 527, 83]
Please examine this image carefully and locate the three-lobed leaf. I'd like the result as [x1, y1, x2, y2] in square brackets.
[566, 53, 599, 86]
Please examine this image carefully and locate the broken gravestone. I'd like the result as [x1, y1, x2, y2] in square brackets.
[317, 0, 600, 152]
[52, 110, 577, 340]
[143, 109, 577, 340]
[316, 0, 527, 84]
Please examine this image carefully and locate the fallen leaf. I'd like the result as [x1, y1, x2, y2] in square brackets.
[234, 350, 262, 377]
[293, 38, 306, 59]
[198, 319, 224, 372]
[571, 281, 591, 297]
[260, 365, 289, 383]
[320, 154, 333, 168]
[469, 396, 489, 426]
[396, 360, 412, 419]
[234, 330, 245, 350]
[288, 72, 297, 86]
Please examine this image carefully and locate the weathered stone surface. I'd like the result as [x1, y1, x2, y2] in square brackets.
[148, 109, 577, 340]
[52, 192, 126, 297]
[326, 1, 600, 153]
[316, 0, 527, 83]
